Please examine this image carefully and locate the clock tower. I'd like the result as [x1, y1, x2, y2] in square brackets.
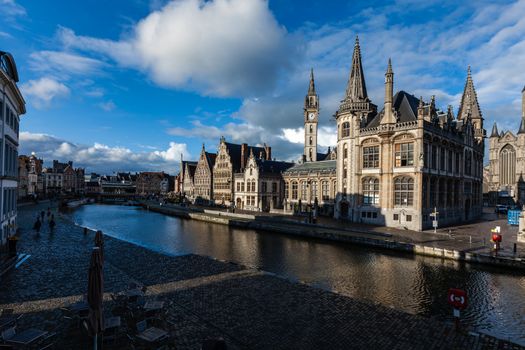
[304, 68, 319, 162]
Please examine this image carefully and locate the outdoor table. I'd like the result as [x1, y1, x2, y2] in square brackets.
[137, 327, 168, 343]
[0, 316, 16, 330]
[7, 328, 47, 346]
[104, 316, 121, 331]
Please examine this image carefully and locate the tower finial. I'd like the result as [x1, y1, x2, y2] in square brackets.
[387, 58, 393, 74]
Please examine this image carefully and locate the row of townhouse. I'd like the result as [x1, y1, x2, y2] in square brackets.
[85, 172, 174, 196]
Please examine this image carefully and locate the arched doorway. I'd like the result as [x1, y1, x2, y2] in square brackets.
[236, 198, 242, 210]
[340, 201, 349, 218]
[464, 198, 470, 220]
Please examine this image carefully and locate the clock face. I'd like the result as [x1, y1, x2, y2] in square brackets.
[308, 113, 315, 120]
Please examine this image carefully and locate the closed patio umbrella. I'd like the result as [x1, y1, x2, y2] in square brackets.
[94, 230, 104, 264]
[87, 247, 104, 350]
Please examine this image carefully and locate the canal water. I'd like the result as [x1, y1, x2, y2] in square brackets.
[69, 204, 525, 345]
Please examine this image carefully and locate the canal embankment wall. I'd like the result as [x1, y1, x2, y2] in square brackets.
[142, 203, 525, 270]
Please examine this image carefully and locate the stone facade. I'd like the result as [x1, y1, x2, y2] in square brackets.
[486, 86, 525, 206]
[332, 37, 484, 230]
[0, 51, 25, 249]
[17, 155, 29, 198]
[194, 145, 216, 204]
[212, 137, 271, 206]
[136, 172, 169, 195]
[282, 161, 337, 216]
[233, 151, 293, 211]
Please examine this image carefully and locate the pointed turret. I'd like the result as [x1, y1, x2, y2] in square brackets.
[381, 58, 395, 125]
[522, 84, 525, 119]
[344, 36, 368, 102]
[308, 68, 315, 95]
[458, 66, 482, 121]
[490, 122, 499, 137]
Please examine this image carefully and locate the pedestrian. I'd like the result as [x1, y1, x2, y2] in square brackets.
[40, 210, 45, 220]
[49, 215, 56, 231]
[47, 207, 51, 219]
[33, 217, 42, 234]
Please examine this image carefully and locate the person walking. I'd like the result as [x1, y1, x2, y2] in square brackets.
[49, 215, 56, 231]
[40, 210, 45, 221]
[33, 217, 42, 234]
[46, 207, 51, 219]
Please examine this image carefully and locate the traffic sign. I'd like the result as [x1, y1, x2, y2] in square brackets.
[448, 288, 467, 310]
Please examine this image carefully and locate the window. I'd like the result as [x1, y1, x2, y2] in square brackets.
[241, 182, 245, 192]
[423, 143, 429, 168]
[236, 182, 240, 192]
[322, 181, 329, 201]
[393, 214, 399, 221]
[362, 177, 379, 205]
[394, 176, 414, 206]
[465, 150, 473, 176]
[292, 182, 298, 199]
[251, 180, 256, 192]
[439, 147, 445, 170]
[343, 144, 348, 159]
[309, 125, 313, 133]
[448, 150, 453, 172]
[301, 181, 307, 200]
[311, 181, 318, 201]
[406, 215, 412, 222]
[262, 182, 267, 193]
[363, 146, 379, 168]
[284, 182, 289, 198]
[431, 145, 437, 169]
[272, 182, 277, 193]
[395, 143, 414, 167]
[309, 137, 313, 146]
[342, 122, 350, 138]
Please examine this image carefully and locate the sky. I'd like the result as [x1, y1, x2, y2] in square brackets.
[1, 0, 525, 174]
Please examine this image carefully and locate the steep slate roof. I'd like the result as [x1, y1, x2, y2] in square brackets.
[205, 152, 216, 169]
[187, 163, 197, 178]
[490, 122, 499, 137]
[457, 66, 482, 121]
[224, 142, 266, 172]
[364, 90, 419, 128]
[283, 160, 336, 174]
[255, 159, 294, 173]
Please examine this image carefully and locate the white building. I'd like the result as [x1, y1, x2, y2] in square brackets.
[0, 51, 25, 249]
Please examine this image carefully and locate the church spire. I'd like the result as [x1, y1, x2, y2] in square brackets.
[344, 35, 368, 102]
[490, 122, 499, 137]
[308, 68, 315, 95]
[457, 66, 482, 121]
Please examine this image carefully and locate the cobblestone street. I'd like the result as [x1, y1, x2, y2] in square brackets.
[1, 203, 523, 349]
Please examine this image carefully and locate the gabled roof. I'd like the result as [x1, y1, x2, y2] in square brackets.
[223, 141, 267, 172]
[205, 152, 216, 169]
[364, 90, 419, 128]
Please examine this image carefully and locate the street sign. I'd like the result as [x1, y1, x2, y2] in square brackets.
[432, 220, 438, 228]
[448, 288, 467, 310]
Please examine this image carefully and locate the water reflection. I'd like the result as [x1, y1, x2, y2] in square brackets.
[69, 205, 525, 345]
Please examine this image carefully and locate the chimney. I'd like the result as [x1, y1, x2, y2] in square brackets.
[241, 143, 248, 170]
[265, 144, 272, 160]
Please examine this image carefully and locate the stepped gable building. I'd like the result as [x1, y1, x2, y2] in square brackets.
[486, 86, 525, 205]
[213, 137, 271, 205]
[194, 144, 216, 203]
[136, 172, 169, 195]
[333, 37, 484, 230]
[234, 150, 293, 211]
[178, 159, 197, 197]
[283, 68, 338, 216]
[182, 162, 197, 199]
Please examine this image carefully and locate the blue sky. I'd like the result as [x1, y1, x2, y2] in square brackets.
[1, 0, 525, 173]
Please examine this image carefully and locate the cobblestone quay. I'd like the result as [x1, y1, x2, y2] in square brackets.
[1, 203, 523, 349]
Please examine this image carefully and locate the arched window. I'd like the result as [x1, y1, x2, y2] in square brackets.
[309, 136, 313, 145]
[251, 180, 256, 192]
[309, 125, 313, 133]
[311, 181, 318, 200]
[342, 122, 350, 138]
[362, 177, 379, 205]
[284, 182, 289, 198]
[343, 143, 348, 158]
[292, 182, 298, 199]
[322, 181, 329, 200]
[394, 177, 414, 206]
[500, 145, 516, 186]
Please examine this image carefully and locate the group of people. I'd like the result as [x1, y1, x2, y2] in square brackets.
[33, 207, 56, 234]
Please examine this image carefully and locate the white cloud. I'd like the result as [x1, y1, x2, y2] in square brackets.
[20, 77, 70, 108]
[98, 100, 116, 111]
[56, 0, 302, 97]
[0, 0, 26, 18]
[29, 51, 107, 77]
[19, 132, 189, 173]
